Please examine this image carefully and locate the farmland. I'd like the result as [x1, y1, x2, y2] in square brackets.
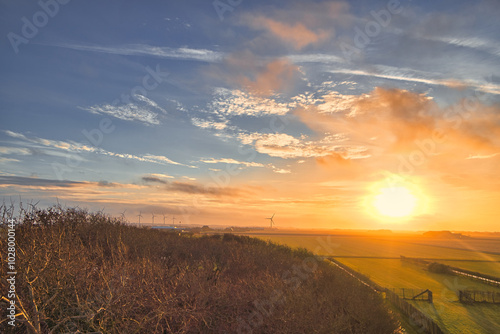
[249, 232, 500, 334]
[438, 260, 500, 278]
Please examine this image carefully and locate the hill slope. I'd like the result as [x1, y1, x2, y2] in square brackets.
[1, 207, 397, 333]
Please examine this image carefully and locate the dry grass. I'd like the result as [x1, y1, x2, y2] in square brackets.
[0, 205, 398, 333]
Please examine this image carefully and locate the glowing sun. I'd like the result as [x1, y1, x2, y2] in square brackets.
[372, 186, 417, 218]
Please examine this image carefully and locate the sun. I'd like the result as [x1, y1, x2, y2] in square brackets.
[372, 186, 418, 218]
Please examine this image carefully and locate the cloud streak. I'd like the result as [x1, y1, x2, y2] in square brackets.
[327, 68, 500, 95]
[44, 43, 224, 62]
[200, 157, 265, 167]
[81, 95, 166, 126]
[3, 130, 192, 167]
[165, 181, 244, 197]
[0, 175, 83, 188]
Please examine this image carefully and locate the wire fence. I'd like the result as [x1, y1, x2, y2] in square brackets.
[386, 289, 444, 334]
[458, 290, 500, 304]
[388, 288, 432, 302]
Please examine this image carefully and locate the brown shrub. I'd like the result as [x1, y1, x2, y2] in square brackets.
[1, 206, 397, 333]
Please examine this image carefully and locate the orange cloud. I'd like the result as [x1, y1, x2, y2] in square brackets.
[440, 79, 468, 90]
[242, 2, 351, 50]
[294, 88, 437, 153]
[238, 132, 369, 159]
[236, 58, 299, 97]
[294, 87, 500, 170]
[206, 51, 299, 97]
[248, 16, 330, 50]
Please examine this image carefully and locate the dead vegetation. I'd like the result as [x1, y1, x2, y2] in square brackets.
[1, 205, 397, 333]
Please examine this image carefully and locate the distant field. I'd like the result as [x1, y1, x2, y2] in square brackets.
[334, 258, 500, 334]
[250, 233, 500, 334]
[252, 234, 500, 261]
[408, 238, 500, 255]
[439, 260, 500, 278]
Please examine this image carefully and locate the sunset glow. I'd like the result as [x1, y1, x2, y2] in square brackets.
[2, 3, 499, 334]
[373, 186, 417, 219]
[1, 1, 500, 231]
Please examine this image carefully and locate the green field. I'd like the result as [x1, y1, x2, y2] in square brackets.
[251, 233, 500, 334]
[335, 258, 500, 334]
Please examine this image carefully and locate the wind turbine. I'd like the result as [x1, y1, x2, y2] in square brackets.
[28, 200, 40, 212]
[266, 213, 275, 228]
[137, 211, 143, 226]
[120, 210, 126, 222]
[152, 213, 156, 226]
[163, 214, 167, 225]
[172, 216, 176, 226]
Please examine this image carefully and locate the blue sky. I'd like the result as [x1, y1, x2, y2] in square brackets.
[1, 0, 500, 230]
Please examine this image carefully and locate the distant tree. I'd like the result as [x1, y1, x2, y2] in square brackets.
[428, 262, 452, 274]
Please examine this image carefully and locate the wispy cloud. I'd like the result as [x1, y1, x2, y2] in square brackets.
[0, 157, 21, 163]
[80, 95, 166, 126]
[81, 103, 160, 125]
[191, 118, 229, 130]
[166, 181, 246, 197]
[238, 132, 370, 160]
[208, 87, 291, 117]
[148, 173, 175, 179]
[200, 158, 265, 168]
[0, 146, 31, 155]
[287, 53, 345, 64]
[142, 154, 192, 167]
[3, 130, 192, 167]
[466, 153, 500, 159]
[433, 36, 500, 58]
[142, 176, 168, 184]
[5, 130, 97, 153]
[45, 43, 224, 62]
[0, 175, 84, 187]
[273, 168, 291, 174]
[327, 66, 500, 95]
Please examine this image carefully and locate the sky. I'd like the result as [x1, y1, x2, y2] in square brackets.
[1, 0, 499, 231]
